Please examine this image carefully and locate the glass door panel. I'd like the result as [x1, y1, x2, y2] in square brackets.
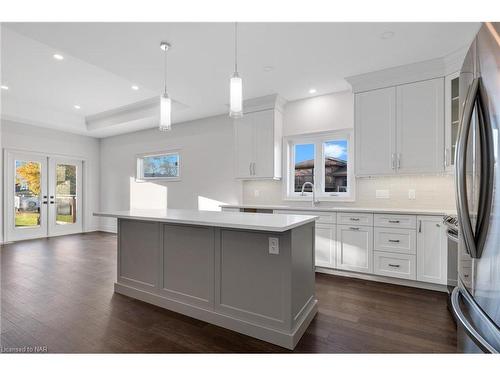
[6, 152, 48, 241]
[48, 158, 83, 236]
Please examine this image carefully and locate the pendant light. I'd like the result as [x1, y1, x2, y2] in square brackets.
[229, 22, 243, 118]
[159, 41, 172, 131]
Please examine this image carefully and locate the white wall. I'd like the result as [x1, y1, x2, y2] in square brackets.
[284, 90, 354, 136]
[1, 119, 101, 239]
[99, 114, 242, 232]
[242, 91, 456, 211]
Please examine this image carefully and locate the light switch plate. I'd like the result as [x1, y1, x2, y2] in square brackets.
[376, 189, 390, 199]
[408, 189, 416, 200]
[269, 237, 279, 255]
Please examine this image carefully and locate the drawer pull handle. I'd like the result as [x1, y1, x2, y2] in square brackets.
[388, 220, 400, 223]
[350, 218, 360, 221]
[349, 227, 360, 231]
[388, 239, 400, 243]
[388, 264, 400, 268]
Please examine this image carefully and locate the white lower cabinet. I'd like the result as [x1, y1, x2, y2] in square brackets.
[416, 215, 448, 285]
[336, 224, 373, 273]
[315, 224, 336, 268]
[373, 251, 416, 280]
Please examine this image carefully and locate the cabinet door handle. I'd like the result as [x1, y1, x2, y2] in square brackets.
[391, 153, 396, 170]
[397, 153, 401, 169]
[419, 220, 422, 233]
[252, 162, 256, 176]
[349, 227, 360, 231]
[388, 239, 400, 243]
[249, 162, 252, 175]
[388, 264, 400, 268]
[388, 220, 400, 223]
[350, 218, 360, 221]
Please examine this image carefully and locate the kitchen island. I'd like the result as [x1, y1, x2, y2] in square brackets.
[93, 209, 318, 349]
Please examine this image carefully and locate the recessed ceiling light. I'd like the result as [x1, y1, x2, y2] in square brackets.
[1, 85, 9, 90]
[380, 31, 395, 40]
[53, 54, 64, 60]
[263, 66, 274, 72]
[131, 85, 139, 90]
[309, 88, 317, 94]
[73, 104, 81, 109]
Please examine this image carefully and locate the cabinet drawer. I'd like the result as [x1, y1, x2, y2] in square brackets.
[373, 251, 416, 280]
[374, 227, 416, 254]
[374, 214, 416, 229]
[274, 210, 336, 224]
[338, 212, 373, 226]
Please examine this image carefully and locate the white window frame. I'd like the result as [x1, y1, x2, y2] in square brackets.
[136, 149, 181, 182]
[283, 129, 355, 202]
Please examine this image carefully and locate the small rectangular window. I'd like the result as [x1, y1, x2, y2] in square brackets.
[323, 140, 349, 193]
[294, 143, 315, 192]
[284, 130, 354, 201]
[137, 151, 180, 181]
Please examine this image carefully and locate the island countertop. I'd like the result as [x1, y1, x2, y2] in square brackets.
[93, 208, 318, 232]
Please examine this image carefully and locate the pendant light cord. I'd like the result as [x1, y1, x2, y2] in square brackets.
[234, 22, 238, 73]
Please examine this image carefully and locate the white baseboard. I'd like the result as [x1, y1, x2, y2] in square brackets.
[315, 266, 448, 292]
[99, 223, 117, 233]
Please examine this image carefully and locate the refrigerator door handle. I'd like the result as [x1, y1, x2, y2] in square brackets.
[456, 78, 480, 258]
[451, 286, 500, 353]
[473, 78, 495, 258]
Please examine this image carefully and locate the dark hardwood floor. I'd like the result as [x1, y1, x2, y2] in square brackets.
[1, 232, 457, 353]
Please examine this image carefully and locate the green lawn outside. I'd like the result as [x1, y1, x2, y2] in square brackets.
[15, 212, 74, 226]
[15, 212, 40, 227]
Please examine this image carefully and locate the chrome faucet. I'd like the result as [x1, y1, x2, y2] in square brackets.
[301, 182, 319, 207]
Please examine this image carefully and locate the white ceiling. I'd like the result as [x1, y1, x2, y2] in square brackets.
[1, 22, 480, 137]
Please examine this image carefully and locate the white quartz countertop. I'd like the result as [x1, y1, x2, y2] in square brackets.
[94, 209, 317, 232]
[220, 204, 456, 216]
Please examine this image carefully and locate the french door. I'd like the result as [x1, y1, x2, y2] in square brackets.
[5, 151, 83, 242]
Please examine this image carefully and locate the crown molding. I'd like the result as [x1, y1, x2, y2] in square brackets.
[242, 93, 287, 114]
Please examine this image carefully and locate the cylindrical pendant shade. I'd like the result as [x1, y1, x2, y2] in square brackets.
[160, 93, 171, 131]
[229, 74, 243, 118]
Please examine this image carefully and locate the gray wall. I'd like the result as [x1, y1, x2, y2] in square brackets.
[99, 114, 242, 232]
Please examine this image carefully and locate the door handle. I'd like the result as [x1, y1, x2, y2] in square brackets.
[455, 77, 494, 259]
[42, 201, 48, 205]
[451, 286, 500, 353]
[474, 78, 495, 259]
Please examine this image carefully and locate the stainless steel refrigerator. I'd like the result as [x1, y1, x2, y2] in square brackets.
[452, 22, 500, 353]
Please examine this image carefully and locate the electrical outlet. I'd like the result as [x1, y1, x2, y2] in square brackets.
[408, 189, 416, 200]
[269, 237, 279, 255]
[376, 189, 390, 199]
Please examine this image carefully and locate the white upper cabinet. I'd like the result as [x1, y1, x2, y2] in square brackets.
[234, 95, 284, 180]
[355, 87, 396, 176]
[354, 78, 445, 176]
[396, 78, 445, 174]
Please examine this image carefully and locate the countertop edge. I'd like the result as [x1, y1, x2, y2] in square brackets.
[93, 212, 317, 233]
[219, 204, 455, 216]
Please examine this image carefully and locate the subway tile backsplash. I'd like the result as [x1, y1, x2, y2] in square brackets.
[242, 175, 456, 210]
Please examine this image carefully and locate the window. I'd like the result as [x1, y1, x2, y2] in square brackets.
[136, 151, 181, 181]
[284, 130, 354, 201]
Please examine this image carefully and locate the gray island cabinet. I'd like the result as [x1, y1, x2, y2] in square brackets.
[93, 209, 318, 349]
